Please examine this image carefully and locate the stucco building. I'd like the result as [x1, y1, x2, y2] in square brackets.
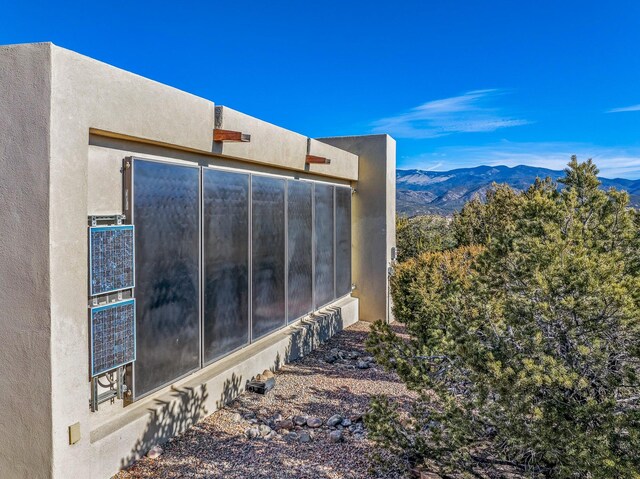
[0, 42, 395, 478]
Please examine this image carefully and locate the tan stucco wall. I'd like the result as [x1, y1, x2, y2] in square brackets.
[316, 135, 397, 323]
[0, 42, 394, 478]
[0, 43, 53, 479]
[87, 136, 352, 218]
[214, 106, 359, 181]
[47, 44, 217, 479]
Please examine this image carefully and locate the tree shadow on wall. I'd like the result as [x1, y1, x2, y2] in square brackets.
[120, 372, 246, 471]
[119, 305, 347, 472]
[119, 385, 209, 470]
[215, 372, 243, 410]
[274, 305, 344, 371]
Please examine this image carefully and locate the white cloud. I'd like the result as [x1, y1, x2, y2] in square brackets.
[401, 141, 640, 179]
[372, 89, 530, 139]
[606, 104, 640, 113]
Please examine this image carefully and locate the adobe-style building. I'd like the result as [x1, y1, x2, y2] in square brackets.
[0, 42, 395, 478]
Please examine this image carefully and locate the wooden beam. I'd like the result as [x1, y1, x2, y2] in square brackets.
[213, 129, 251, 142]
[306, 154, 331, 165]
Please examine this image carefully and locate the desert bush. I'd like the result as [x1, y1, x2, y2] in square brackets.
[367, 158, 640, 478]
[396, 214, 457, 262]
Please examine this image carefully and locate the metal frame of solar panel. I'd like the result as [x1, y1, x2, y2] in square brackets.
[88, 224, 135, 296]
[124, 155, 352, 402]
[90, 299, 136, 377]
[127, 158, 201, 400]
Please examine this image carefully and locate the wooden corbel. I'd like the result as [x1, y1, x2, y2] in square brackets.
[306, 154, 331, 165]
[213, 129, 251, 142]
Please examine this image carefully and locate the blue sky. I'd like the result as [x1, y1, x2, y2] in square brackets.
[2, 1, 640, 178]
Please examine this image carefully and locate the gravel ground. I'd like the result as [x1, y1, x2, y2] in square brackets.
[115, 322, 414, 479]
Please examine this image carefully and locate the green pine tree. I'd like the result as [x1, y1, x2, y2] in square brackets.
[367, 157, 640, 478]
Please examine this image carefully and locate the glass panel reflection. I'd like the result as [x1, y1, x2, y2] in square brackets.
[335, 186, 352, 298]
[314, 183, 335, 308]
[287, 180, 313, 322]
[203, 169, 249, 362]
[133, 160, 200, 397]
[251, 175, 286, 339]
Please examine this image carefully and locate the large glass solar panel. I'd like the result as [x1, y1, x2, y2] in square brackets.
[89, 225, 135, 296]
[132, 159, 200, 397]
[203, 169, 250, 362]
[335, 187, 352, 298]
[287, 180, 313, 322]
[314, 183, 335, 308]
[90, 299, 136, 377]
[251, 175, 286, 339]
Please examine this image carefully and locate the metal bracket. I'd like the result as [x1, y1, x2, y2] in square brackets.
[89, 215, 126, 227]
[90, 367, 127, 412]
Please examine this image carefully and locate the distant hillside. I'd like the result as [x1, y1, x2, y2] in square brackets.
[397, 165, 640, 216]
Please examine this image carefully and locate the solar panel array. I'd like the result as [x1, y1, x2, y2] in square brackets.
[89, 225, 135, 296]
[90, 299, 136, 377]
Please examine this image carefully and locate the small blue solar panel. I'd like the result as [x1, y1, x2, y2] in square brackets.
[89, 225, 135, 296]
[90, 299, 136, 377]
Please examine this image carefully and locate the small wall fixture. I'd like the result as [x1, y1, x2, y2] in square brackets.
[213, 129, 251, 142]
[306, 154, 331, 165]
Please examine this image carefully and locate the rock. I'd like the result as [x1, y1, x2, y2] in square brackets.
[299, 431, 311, 443]
[284, 432, 299, 442]
[328, 430, 343, 443]
[330, 348, 346, 360]
[231, 412, 243, 423]
[350, 412, 364, 423]
[258, 408, 268, 416]
[325, 354, 337, 364]
[293, 415, 307, 426]
[306, 417, 323, 428]
[357, 360, 370, 369]
[147, 445, 163, 459]
[258, 424, 272, 437]
[245, 427, 260, 439]
[262, 369, 275, 379]
[346, 351, 359, 360]
[243, 411, 256, 420]
[341, 418, 352, 427]
[271, 413, 283, 422]
[363, 356, 375, 363]
[275, 419, 293, 430]
[264, 431, 277, 441]
[327, 414, 343, 427]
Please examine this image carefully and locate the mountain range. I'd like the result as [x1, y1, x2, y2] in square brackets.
[397, 165, 640, 216]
